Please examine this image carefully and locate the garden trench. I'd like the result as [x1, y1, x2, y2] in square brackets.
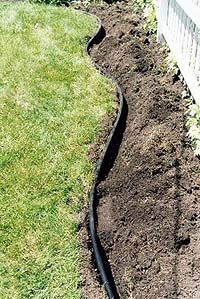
[80, 2, 200, 299]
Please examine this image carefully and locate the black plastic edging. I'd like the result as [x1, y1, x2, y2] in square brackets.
[85, 13, 127, 299]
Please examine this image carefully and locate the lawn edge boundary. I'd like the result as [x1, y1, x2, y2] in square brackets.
[84, 12, 127, 299]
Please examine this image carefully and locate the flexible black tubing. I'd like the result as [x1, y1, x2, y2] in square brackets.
[85, 13, 126, 299]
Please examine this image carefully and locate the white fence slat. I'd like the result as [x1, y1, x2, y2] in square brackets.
[179, 9, 185, 51]
[176, 3, 182, 43]
[167, 0, 172, 28]
[181, 10, 187, 54]
[185, 17, 190, 59]
[157, 0, 169, 42]
[174, 1, 179, 41]
[171, 0, 176, 37]
[186, 20, 193, 64]
[195, 37, 200, 80]
[190, 25, 198, 69]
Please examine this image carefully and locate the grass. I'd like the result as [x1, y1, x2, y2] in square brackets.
[0, 2, 115, 298]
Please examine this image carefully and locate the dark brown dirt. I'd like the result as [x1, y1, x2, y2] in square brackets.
[81, 1, 200, 299]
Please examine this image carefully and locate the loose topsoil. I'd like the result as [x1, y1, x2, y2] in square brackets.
[81, 2, 200, 299]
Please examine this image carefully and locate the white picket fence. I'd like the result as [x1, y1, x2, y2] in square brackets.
[155, 0, 200, 104]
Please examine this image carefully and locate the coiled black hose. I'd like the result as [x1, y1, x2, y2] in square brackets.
[86, 14, 127, 299]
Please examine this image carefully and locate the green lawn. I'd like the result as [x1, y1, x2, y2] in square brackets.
[0, 2, 115, 298]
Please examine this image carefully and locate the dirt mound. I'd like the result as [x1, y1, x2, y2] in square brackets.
[81, 2, 200, 298]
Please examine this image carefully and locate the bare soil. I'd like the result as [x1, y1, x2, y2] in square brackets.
[81, 1, 200, 299]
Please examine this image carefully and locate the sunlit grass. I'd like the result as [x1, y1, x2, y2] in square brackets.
[0, 2, 115, 298]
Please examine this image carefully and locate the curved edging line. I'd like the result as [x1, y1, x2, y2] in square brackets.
[84, 13, 127, 299]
